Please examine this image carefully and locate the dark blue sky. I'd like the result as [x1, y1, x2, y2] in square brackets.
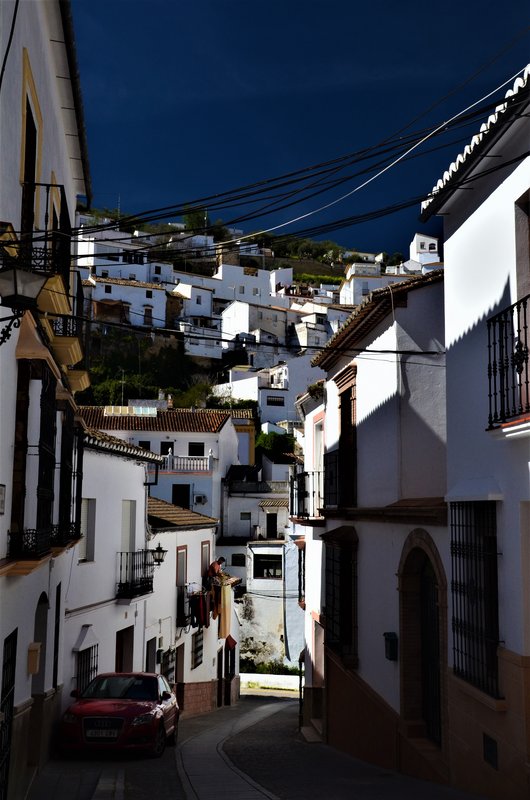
[71, 0, 530, 255]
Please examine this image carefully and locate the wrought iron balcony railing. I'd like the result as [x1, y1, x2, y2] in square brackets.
[19, 181, 72, 282]
[290, 470, 324, 518]
[487, 295, 530, 427]
[116, 550, 155, 599]
[50, 315, 82, 338]
[50, 522, 82, 548]
[8, 528, 52, 559]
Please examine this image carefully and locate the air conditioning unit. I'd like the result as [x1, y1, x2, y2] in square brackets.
[194, 494, 207, 505]
[152, 277, 160, 283]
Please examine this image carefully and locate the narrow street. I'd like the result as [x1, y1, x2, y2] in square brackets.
[29, 694, 486, 800]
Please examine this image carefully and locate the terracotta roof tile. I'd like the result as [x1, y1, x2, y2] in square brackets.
[147, 496, 217, 528]
[78, 407, 232, 433]
[84, 428, 163, 462]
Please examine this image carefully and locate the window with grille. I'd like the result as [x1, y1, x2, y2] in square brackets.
[191, 631, 203, 669]
[76, 644, 98, 692]
[323, 528, 358, 667]
[450, 501, 501, 697]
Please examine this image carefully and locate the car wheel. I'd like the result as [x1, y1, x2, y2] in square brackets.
[151, 724, 166, 758]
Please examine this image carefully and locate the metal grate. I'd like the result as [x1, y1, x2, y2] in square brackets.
[487, 295, 530, 427]
[76, 644, 98, 693]
[191, 631, 203, 669]
[450, 501, 501, 697]
[324, 540, 358, 666]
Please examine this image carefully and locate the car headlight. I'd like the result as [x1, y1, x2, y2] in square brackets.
[131, 711, 156, 726]
[62, 712, 77, 724]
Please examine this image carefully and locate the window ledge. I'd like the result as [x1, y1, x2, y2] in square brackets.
[450, 673, 507, 712]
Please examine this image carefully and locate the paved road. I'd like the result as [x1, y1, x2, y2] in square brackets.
[28, 693, 486, 800]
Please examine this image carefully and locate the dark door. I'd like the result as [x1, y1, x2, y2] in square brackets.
[115, 626, 134, 672]
[0, 629, 18, 800]
[266, 513, 277, 539]
[172, 484, 190, 509]
[420, 560, 441, 745]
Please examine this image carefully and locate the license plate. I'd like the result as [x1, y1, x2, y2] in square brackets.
[86, 729, 117, 738]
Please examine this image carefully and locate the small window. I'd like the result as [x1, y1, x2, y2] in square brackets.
[240, 512, 251, 521]
[101, 270, 109, 278]
[104, 285, 112, 294]
[252, 287, 259, 295]
[138, 440, 151, 451]
[144, 307, 153, 326]
[155, 265, 161, 275]
[420, 241, 426, 250]
[239, 285, 245, 294]
[160, 442, 173, 456]
[188, 442, 205, 457]
[266, 396, 285, 406]
[191, 631, 203, 669]
[196, 295, 202, 305]
[232, 553, 246, 567]
[429, 243, 436, 251]
[146, 290, 153, 299]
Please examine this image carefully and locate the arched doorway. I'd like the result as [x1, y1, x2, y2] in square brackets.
[398, 530, 447, 749]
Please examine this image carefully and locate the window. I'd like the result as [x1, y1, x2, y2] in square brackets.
[191, 631, 203, 669]
[451, 501, 500, 697]
[232, 553, 245, 567]
[144, 307, 153, 326]
[104, 285, 112, 294]
[429, 243, 436, 251]
[176, 546, 188, 626]
[78, 498, 96, 562]
[146, 290, 153, 299]
[176, 546, 187, 588]
[201, 541, 210, 579]
[121, 500, 136, 552]
[101, 270, 109, 278]
[138, 440, 151, 451]
[323, 527, 358, 667]
[266, 396, 285, 406]
[196, 295, 202, 305]
[76, 644, 98, 692]
[160, 442, 173, 456]
[240, 512, 251, 521]
[253, 553, 282, 579]
[420, 241, 426, 249]
[298, 542, 306, 605]
[252, 287, 259, 295]
[188, 442, 204, 457]
[239, 285, 245, 294]
[154, 265, 161, 275]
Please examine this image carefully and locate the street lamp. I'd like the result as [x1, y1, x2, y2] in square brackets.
[150, 543, 168, 566]
[0, 262, 48, 346]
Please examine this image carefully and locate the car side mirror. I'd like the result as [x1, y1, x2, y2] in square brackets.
[161, 690, 172, 701]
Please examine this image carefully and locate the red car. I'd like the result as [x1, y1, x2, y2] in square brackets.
[60, 672, 179, 757]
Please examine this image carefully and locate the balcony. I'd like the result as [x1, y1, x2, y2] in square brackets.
[116, 550, 155, 599]
[487, 295, 530, 428]
[20, 181, 72, 283]
[290, 470, 324, 521]
[45, 314, 83, 366]
[50, 522, 82, 549]
[8, 528, 52, 560]
[159, 454, 212, 473]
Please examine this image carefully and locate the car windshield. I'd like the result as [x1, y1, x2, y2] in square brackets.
[81, 676, 158, 701]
